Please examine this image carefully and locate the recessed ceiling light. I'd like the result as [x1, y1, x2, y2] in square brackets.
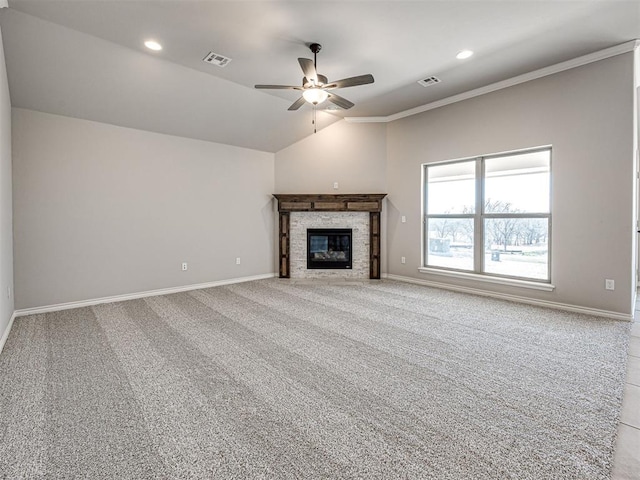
[144, 40, 162, 51]
[456, 49, 474, 60]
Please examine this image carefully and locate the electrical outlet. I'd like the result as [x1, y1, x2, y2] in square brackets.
[605, 279, 615, 290]
[401, 256, 406, 264]
[401, 216, 406, 223]
[333, 182, 339, 190]
[236, 257, 241, 265]
[182, 262, 188, 271]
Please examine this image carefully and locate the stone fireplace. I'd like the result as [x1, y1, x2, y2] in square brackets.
[273, 194, 386, 279]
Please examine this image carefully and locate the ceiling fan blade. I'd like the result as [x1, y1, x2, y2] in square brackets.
[255, 84, 302, 90]
[325, 74, 374, 89]
[327, 92, 355, 110]
[298, 58, 318, 84]
[288, 96, 307, 111]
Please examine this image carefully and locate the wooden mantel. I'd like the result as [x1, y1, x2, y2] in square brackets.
[273, 194, 387, 279]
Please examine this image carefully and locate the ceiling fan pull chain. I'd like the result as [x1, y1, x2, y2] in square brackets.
[313, 105, 317, 134]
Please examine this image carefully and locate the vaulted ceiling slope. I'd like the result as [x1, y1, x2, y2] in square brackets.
[1, 1, 639, 153]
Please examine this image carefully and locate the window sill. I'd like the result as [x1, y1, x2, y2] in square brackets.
[418, 267, 555, 292]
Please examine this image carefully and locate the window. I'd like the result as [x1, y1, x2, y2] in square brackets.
[424, 147, 551, 282]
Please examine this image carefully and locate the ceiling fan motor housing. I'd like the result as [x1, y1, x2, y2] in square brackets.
[303, 74, 328, 88]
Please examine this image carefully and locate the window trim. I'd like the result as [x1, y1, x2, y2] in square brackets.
[422, 146, 552, 284]
[417, 267, 556, 291]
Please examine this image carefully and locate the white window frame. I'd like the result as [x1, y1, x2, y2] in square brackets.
[420, 146, 553, 290]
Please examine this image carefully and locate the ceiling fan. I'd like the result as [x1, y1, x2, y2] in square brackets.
[255, 43, 374, 111]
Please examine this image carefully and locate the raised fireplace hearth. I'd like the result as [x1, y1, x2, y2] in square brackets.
[273, 194, 387, 279]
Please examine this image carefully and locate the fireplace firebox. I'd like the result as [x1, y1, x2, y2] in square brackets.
[307, 229, 352, 270]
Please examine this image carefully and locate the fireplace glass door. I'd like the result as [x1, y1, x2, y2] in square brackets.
[307, 229, 352, 269]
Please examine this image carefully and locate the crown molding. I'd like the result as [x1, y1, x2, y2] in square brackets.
[346, 39, 640, 124]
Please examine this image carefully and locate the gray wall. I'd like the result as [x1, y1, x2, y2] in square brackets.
[0, 24, 14, 335]
[275, 120, 387, 194]
[386, 53, 636, 315]
[12, 109, 275, 309]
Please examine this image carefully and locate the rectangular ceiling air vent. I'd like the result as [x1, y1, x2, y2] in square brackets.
[203, 51, 232, 67]
[418, 76, 441, 87]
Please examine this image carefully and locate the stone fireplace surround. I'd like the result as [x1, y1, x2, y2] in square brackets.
[273, 194, 387, 279]
[291, 212, 366, 279]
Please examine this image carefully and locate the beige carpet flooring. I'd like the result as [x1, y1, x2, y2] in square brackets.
[0, 279, 631, 479]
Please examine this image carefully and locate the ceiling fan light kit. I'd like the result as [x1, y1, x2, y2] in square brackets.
[302, 88, 328, 105]
[255, 42, 374, 112]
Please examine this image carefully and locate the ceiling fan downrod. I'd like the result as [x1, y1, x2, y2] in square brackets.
[309, 43, 322, 71]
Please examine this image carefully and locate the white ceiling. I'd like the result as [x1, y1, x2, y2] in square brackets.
[1, 1, 639, 152]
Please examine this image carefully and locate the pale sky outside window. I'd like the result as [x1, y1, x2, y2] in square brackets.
[427, 160, 475, 214]
[428, 151, 550, 214]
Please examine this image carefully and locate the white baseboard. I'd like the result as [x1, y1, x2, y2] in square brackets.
[11, 271, 631, 323]
[14, 273, 277, 318]
[385, 274, 633, 322]
[0, 311, 17, 355]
